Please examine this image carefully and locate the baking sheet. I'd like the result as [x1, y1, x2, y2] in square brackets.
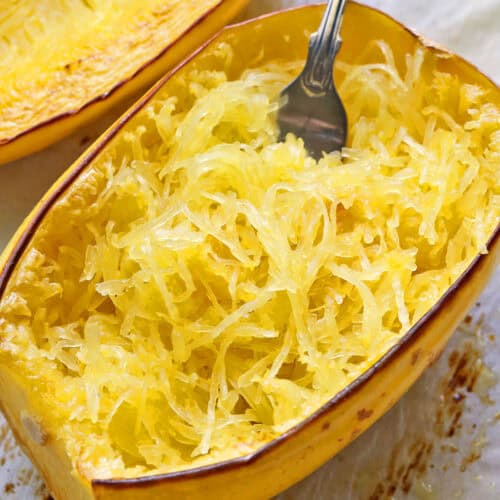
[0, 1, 499, 498]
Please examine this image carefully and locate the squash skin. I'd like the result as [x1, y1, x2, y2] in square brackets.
[0, 0, 248, 166]
[0, 3, 498, 499]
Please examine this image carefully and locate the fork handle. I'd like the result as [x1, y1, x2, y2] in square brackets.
[302, 0, 347, 93]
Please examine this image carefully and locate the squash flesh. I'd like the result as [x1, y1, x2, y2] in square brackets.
[0, 38, 499, 483]
[0, 0, 221, 143]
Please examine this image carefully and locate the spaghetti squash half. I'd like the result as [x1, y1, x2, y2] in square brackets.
[0, 0, 247, 164]
[0, 12, 499, 488]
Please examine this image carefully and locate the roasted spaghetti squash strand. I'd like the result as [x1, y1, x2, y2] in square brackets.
[1, 42, 499, 478]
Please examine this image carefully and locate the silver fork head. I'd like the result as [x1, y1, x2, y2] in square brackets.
[277, 73, 347, 160]
[277, 0, 348, 160]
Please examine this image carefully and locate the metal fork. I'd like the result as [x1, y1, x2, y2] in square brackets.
[277, 0, 348, 159]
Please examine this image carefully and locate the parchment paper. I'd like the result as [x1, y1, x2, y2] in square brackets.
[0, 1, 499, 498]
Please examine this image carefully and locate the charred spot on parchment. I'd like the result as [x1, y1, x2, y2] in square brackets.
[367, 319, 497, 499]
